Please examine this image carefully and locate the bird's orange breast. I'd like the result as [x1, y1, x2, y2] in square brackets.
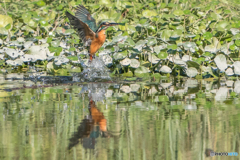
[89, 30, 106, 55]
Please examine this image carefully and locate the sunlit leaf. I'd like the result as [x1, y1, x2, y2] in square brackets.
[142, 10, 157, 18]
[37, 1, 46, 6]
[158, 52, 168, 59]
[235, 40, 240, 47]
[203, 32, 213, 39]
[0, 14, 13, 29]
[173, 10, 184, 16]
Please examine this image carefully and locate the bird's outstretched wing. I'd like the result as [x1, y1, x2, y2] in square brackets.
[75, 5, 98, 32]
[66, 11, 95, 46]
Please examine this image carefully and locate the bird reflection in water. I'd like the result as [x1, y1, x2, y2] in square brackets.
[68, 98, 110, 150]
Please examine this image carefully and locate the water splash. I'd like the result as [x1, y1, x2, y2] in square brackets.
[73, 57, 111, 82]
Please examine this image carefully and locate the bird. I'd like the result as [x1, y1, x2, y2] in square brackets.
[66, 5, 119, 61]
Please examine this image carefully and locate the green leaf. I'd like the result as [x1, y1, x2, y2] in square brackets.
[67, 56, 78, 61]
[134, 66, 150, 77]
[69, 39, 79, 44]
[183, 10, 191, 15]
[158, 52, 168, 59]
[37, 1, 46, 6]
[35, 36, 42, 39]
[28, 20, 37, 27]
[69, 47, 76, 52]
[203, 32, 213, 40]
[196, 41, 203, 45]
[230, 91, 236, 97]
[40, 20, 49, 26]
[123, 71, 133, 77]
[126, 37, 135, 46]
[147, 38, 157, 46]
[216, 21, 229, 31]
[161, 29, 172, 41]
[173, 10, 184, 16]
[51, 40, 60, 47]
[235, 40, 240, 47]
[4, 23, 11, 30]
[167, 44, 177, 50]
[158, 95, 169, 102]
[47, 37, 52, 43]
[224, 10, 231, 14]
[0, 15, 13, 28]
[142, 10, 157, 18]
[99, 0, 110, 4]
[65, 29, 75, 35]
[125, 77, 137, 81]
[56, 68, 68, 75]
[48, 47, 62, 55]
[22, 13, 32, 23]
[71, 34, 79, 39]
[229, 44, 238, 50]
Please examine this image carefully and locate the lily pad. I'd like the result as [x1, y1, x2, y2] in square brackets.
[142, 10, 157, 18]
[214, 54, 227, 72]
[134, 66, 150, 77]
[6, 59, 23, 66]
[5, 48, 22, 59]
[120, 58, 131, 66]
[205, 45, 217, 53]
[226, 68, 234, 76]
[148, 53, 160, 64]
[183, 42, 196, 50]
[54, 56, 70, 66]
[160, 65, 172, 73]
[29, 45, 48, 61]
[186, 67, 198, 78]
[130, 59, 140, 68]
[0, 14, 13, 29]
[158, 52, 168, 59]
[233, 61, 240, 75]
[182, 55, 192, 62]
[113, 50, 128, 60]
[101, 54, 112, 65]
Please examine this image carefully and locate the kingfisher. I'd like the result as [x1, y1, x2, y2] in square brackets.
[66, 5, 119, 61]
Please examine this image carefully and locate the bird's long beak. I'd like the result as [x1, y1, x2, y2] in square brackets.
[107, 23, 119, 26]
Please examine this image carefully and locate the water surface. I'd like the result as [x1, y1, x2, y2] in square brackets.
[0, 77, 240, 160]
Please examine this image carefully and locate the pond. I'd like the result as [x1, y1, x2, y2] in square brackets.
[0, 75, 240, 160]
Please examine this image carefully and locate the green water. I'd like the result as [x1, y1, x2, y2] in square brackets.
[0, 78, 240, 160]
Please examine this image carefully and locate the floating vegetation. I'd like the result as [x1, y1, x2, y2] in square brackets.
[0, 0, 240, 80]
